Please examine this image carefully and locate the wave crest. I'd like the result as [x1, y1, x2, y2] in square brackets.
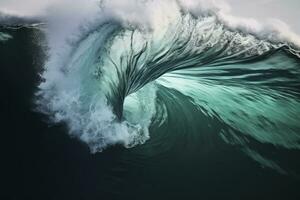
[33, 0, 300, 154]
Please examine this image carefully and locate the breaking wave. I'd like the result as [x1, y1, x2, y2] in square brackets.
[5, 0, 294, 173]
[34, 1, 300, 154]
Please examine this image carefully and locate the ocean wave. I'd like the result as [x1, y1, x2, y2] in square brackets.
[31, 1, 300, 155]
[1, 0, 299, 173]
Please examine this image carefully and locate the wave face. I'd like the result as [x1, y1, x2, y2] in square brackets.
[35, 0, 300, 172]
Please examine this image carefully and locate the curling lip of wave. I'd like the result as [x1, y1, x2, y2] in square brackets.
[33, 0, 300, 155]
[1, 0, 299, 174]
[3, 0, 300, 157]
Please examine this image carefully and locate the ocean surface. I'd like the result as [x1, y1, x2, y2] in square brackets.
[1, 1, 300, 199]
